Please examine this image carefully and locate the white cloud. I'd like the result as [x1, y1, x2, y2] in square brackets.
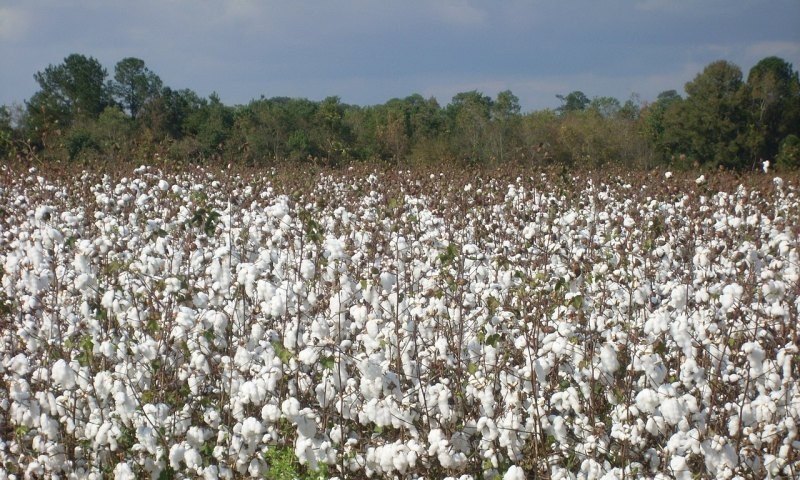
[427, 1, 487, 27]
[634, 0, 690, 13]
[0, 6, 30, 41]
[744, 41, 800, 62]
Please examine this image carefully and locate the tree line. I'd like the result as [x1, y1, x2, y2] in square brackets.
[1, 53, 798, 170]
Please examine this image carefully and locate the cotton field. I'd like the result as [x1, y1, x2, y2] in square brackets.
[0, 165, 798, 480]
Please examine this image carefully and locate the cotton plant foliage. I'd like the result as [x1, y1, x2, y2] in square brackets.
[0, 165, 798, 479]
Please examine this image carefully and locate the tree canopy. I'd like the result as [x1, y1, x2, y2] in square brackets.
[3, 54, 799, 171]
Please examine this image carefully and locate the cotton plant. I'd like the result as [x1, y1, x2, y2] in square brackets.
[0, 165, 798, 479]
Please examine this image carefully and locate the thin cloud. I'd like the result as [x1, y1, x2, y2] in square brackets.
[427, 1, 487, 27]
[0, 6, 29, 41]
[744, 41, 800, 63]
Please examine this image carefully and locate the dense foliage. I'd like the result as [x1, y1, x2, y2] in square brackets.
[0, 164, 798, 479]
[2, 54, 799, 170]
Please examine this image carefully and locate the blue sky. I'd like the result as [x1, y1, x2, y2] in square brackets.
[1, 1, 799, 111]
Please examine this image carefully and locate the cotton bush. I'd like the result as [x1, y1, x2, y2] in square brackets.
[0, 165, 798, 479]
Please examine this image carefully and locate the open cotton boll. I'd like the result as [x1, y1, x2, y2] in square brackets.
[669, 285, 689, 310]
[113, 462, 136, 480]
[262, 403, 281, 423]
[169, 443, 186, 470]
[719, 283, 743, 312]
[300, 258, 316, 281]
[635, 389, 660, 414]
[659, 397, 688, 426]
[294, 408, 318, 438]
[281, 397, 301, 418]
[8, 353, 30, 376]
[51, 359, 76, 390]
[241, 417, 265, 442]
[184, 447, 203, 471]
[669, 455, 692, 480]
[503, 465, 526, 480]
[599, 343, 619, 374]
[298, 347, 320, 366]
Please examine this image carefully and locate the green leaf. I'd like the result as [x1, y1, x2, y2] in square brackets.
[321, 356, 334, 370]
[271, 341, 292, 364]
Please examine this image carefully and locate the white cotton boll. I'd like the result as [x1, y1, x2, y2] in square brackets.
[695, 175, 705, 185]
[769, 304, 785, 317]
[330, 424, 342, 444]
[241, 417, 265, 442]
[324, 237, 346, 261]
[233, 346, 252, 372]
[101, 289, 115, 309]
[203, 408, 221, 428]
[39, 413, 59, 440]
[300, 259, 316, 280]
[136, 425, 159, 454]
[679, 358, 705, 388]
[184, 447, 202, 471]
[8, 353, 30, 376]
[599, 343, 619, 374]
[503, 465, 526, 480]
[186, 426, 207, 447]
[551, 416, 568, 443]
[270, 292, 287, 317]
[380, 271, 397, 293]
[762, 280, 785, 303]
[635, 389, 660, 414]
[262, 404, 281, 423]
[294, 408, 317, 438]
[74, 273, 95, 292]
[298, 347, 320, 366]
[669, 455, 692, 480]
[659, 397, 686, 425]
[477, 416, 499, 441]
[113, 462, 136, 480]
[743, 342, 765, 376]
[93, 371, 113, 400]
[365, 319, 381, 340]
[665, 171, 673, 179]
[282, 397, 301, 418]
[35, 205, 53, 221]
[202, 465, 220, 480]
[248, 459, 265, 477]
[51, 359, 76, 390]
[719, 283, 743, 312]
[158, 179, 170, 191]
[169, 443, 186, 470]
[669, 285, 688, 310]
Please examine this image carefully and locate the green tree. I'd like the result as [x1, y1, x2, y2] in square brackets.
[314, 96, 352, 164]
[30, 54, 110, 121]
[375, 107, 409, 163]
[556, 91, 589, 114]
[111, 57, 163, 118]
[447, 90, 493, 163]
[184, 93, 235, 158]
[775, 134, 800, 170]
[24, 54, 111, 147]
[746, 56, 800, 162]
[0, 106, 13, 158]
[663, 60, 750, 168]
[139, 87, 204, 140]
[589, 96, 621, 118]
[642, 90, 682, 163]
[491, 90, 522, 162]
